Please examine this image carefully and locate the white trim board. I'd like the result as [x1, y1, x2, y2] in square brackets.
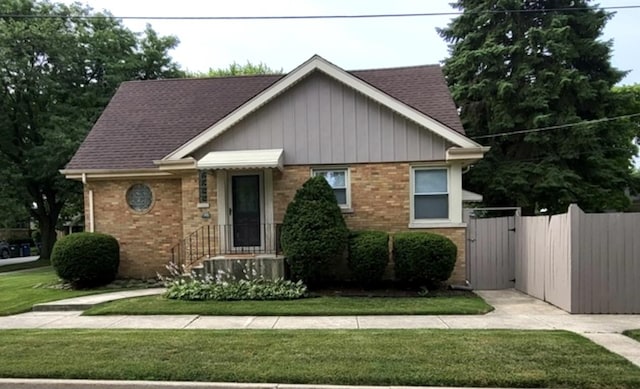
[163, 55, 483, 161]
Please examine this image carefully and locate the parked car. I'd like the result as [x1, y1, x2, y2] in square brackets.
[0, 241, 9, 259]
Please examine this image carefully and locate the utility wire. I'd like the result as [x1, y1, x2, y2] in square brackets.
[1, 5, 640, 20]
[472, 113, 640, 140]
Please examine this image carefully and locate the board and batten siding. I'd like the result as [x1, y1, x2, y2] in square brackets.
[193, 71, 454, 164]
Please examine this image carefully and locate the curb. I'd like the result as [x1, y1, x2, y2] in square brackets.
[0, 379, 517, 389]
[32, 304, 95, 312]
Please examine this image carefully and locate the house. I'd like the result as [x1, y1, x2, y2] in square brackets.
[62, 55, 488, 282]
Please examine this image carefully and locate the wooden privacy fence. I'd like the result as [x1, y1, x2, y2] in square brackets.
[516, 204, 640, 314]
[465, 210, 517, 290]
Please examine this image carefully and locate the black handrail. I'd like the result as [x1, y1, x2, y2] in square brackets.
[170, 223, 282, 269]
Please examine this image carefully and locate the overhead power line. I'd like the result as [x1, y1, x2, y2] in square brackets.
[472, 113, 640, 140]
[1, 5, 640, 21]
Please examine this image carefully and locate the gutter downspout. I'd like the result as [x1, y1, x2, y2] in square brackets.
[82, 173, 95, 233]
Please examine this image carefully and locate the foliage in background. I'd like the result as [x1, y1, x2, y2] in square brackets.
[161, 263, 307, 301]
[393, 232, 457, 288]
[612, 84, 640, 182]
[0, 0, 183, 260]
[347, 230, 389, 287]
[51, 232, 120, 288]
[440, 0, 638, 215]
[187, 60, 282, 77]
[280, 176, 349, 286]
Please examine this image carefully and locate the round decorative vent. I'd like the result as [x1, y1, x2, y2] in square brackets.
[126, 184, 153, 212]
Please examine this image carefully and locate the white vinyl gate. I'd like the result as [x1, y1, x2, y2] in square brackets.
[465, 208, 518, 290]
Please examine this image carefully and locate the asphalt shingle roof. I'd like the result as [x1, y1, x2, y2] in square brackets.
[67, 65, 464, 170]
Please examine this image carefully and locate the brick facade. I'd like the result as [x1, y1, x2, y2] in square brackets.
[272, 162, 466, 283]
[181, 171, 217, 238]
[87, 161, 466, 283]
[85, 178, 182, 278]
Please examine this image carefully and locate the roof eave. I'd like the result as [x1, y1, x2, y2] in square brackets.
[446, 146, 490, 166]
[61, 168, 174, 181]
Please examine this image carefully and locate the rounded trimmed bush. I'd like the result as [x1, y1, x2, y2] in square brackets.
[348, 230, 389, 287]
[51, 232, 120, 288]
[281, 175, 348, 286]
[393, 232, 457, 288]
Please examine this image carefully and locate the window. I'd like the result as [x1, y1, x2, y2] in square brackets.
[126, 184, 153, 212]
[313, 168, 350, 208]
[198, 170, 208, 204]
[412, 168, 448, 220]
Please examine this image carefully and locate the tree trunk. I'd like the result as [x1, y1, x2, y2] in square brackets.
[38, 215, 57, 261]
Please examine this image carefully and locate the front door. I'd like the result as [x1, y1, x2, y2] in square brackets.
[231, 174, 261, 247]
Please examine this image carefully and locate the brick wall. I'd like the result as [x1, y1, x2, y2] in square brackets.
[181, 171, 217, 238]
[85, 178, 182, 278]
[89, 162, 466, 282]
[272, 162, 467, 284]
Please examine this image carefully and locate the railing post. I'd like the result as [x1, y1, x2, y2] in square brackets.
[207, 224, 211, 258]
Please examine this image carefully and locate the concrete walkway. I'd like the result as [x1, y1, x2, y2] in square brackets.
[32, 288, 166, 311]
[1, 289, 640, 368]
[0, 255, 39, 267]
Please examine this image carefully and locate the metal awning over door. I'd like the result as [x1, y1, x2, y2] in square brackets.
[197, 149, 283, 170]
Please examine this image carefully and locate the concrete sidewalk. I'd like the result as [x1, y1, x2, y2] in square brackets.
[1, 289, 640, 368]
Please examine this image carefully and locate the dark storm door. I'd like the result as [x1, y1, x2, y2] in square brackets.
[231, 174, 261, 247]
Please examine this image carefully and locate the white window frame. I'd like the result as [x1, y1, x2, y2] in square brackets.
[311, 167, 351, 211]
[410, 165, 467, 228]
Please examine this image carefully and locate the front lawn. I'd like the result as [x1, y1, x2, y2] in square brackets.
[0, 329, 638, 388]
[0, 268, 113, 315]
[84, 293, 492, 316]
[624, 330, 640, 342]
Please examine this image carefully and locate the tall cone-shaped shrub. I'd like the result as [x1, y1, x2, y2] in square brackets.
[281, 175, 348, 286]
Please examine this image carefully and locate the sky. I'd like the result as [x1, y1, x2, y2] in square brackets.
[58, 0, 640, 85]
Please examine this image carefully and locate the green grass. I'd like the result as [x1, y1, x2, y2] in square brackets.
[0, 329, 637, 388]
[0, 257, 49, 273]
[624, 330, 640, 342]
[0, 267, 113, 315]
[84, 293, 493, 316]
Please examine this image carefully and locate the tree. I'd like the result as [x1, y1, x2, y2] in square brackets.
[612, 84, 640, 141]
[0, 0, 183, 260]
[0, 180, 29, 229]
[187, 60, 282, 78]
[439, 0, 638, 214]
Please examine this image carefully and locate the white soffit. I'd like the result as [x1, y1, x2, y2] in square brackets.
[197, 149, 284, 170]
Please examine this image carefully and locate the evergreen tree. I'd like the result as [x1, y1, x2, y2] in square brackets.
[280, 176, 348, 286]
[439, 0, 638, 214]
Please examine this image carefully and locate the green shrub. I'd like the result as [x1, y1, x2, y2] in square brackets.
[51, 232, 120, 288]
[280, 175, 348, 286]
[162, 264, 307, 301]
[348, 230, 389, 286]
[393, 232, 457, 288]
[164, 277, 308, 301]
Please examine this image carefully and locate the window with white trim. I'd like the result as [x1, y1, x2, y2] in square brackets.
[312, 168, 350, 209]
[412, 168, 449, 220]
